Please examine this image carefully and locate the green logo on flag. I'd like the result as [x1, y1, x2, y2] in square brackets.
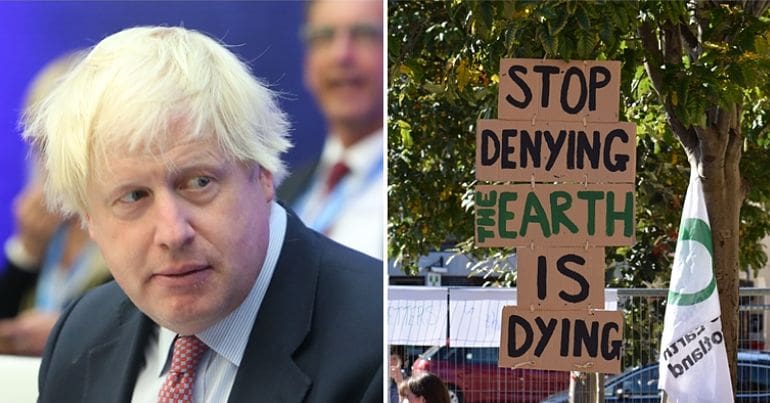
[667, 218, 716, 306]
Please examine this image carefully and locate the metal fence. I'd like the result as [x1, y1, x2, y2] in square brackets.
[389, 287, 770, 403]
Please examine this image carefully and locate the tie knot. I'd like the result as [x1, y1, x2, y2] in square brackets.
[325, 161, 350, 193]
[170, 336, 208, 374]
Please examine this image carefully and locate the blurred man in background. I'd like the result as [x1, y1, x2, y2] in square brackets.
[279, 0, 384, 259]
[0, 52, 109, 356]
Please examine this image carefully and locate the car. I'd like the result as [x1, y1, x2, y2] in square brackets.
[541, 351, 770, 403]
[411, 346, 570, 403]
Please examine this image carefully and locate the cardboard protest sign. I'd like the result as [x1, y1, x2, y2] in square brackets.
[475, 183, 635, 247]
[498, 305, 623, 374]
[498, 58, 620, 123]
[476, 119, 636, 183]
[516, 247, 605, 310]
[476, 57, 631, 376]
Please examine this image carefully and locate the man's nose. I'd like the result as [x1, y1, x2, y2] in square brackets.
[153, 192, 195, 251]
[330, 31, 356, 63]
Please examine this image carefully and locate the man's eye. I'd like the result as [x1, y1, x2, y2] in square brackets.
[302, 25, 381, 48]
[349, 24, 382, 43]
[302, 26, 335, 47]
[119, 190, 148, 204]
[186, 176, 213, 189]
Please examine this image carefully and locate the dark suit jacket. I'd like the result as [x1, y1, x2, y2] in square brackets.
[37, 211, 383, 402]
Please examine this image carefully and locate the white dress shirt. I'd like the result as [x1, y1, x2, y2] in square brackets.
[293, 130, 384, 259]
[131, 202, 287, 403]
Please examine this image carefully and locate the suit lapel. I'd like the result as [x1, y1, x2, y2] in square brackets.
[83, 299, 153, 402]
[228, 212, 318, 402]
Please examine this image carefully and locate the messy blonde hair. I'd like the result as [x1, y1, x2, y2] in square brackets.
[21, 50, 85, 182]
[22, 26, 292, 217]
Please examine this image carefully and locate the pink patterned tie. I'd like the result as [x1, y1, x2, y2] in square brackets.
[158, 336, 208, 403]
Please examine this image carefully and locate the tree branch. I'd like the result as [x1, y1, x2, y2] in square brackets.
[741, 0, 770, 17]
[638, 21, 664, 95]
[639, 20, 699, 154]
[698, 107, 730, 162]
[678, 23, 700, 61]
[716, 105, 734, 136]
[663, 21, 682, 65]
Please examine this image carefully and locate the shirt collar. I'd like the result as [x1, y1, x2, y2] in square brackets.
[319, 129, 383, 175]
[156, 201, 287, 373]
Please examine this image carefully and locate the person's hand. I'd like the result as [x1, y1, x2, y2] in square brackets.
[0, 310, 60, 356]
[389, 354, 404, 382]
[12, 182, 61, 263]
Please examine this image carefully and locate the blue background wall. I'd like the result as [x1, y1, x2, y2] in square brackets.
[0, 1, 325, 271]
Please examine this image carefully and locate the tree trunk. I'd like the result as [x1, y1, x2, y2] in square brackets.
[689, 106, 745, 393]
[702, 167, 741, 391]
[641, 15, 749, 393]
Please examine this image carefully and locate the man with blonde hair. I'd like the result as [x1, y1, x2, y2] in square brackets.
[23, 26, 382, 402]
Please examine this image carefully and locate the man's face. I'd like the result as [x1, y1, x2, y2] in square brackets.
[304, 0, 383, 137]
[85, 133, 274, 335]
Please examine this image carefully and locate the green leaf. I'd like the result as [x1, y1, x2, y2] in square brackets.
[397, 120, 413, 149]
[423, 83, 446, 94]
[576, 5, 591, 30]
[548, 12, 570, 36]
[575, 32, 593, 58]
[559, 34, 575, 60]
[539, 28, 559, 56]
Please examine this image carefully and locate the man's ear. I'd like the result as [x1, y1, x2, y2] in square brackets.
[85, 214, 96, 239]
[257, 167, 274, 202]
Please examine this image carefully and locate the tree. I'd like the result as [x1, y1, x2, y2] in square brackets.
[389, 0, 770, 391]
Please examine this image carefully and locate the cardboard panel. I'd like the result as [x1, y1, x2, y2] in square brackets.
[475, 183, 635, 247]
[517, 247, 605, 310]
[498, 58, 620, 122]
[498, 306, 623, 374]
[475, 119, 636, 183]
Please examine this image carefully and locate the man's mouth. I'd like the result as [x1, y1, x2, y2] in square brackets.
[327, 76, 365, 90]
[153, 264, 212, 288]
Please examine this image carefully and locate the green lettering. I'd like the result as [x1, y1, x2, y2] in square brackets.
[476, 190, 497, 242]
[520, 192, 550, 238]
[549, 191, 577, 235]
[498, 192, 518, 239]
[476, 190, 497, 207]
[477, 208, 495, 227]
[606, 191, 634, 237]
[477, 226, 495, 243]
[577, 191, 604, 236]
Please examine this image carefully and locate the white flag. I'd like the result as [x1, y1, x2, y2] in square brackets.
[659, 172, 733, 402]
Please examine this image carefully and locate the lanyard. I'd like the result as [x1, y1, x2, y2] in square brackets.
[294, 155, 383, 234]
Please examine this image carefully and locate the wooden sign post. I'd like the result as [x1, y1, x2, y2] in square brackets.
[474, 58, 635, 374]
